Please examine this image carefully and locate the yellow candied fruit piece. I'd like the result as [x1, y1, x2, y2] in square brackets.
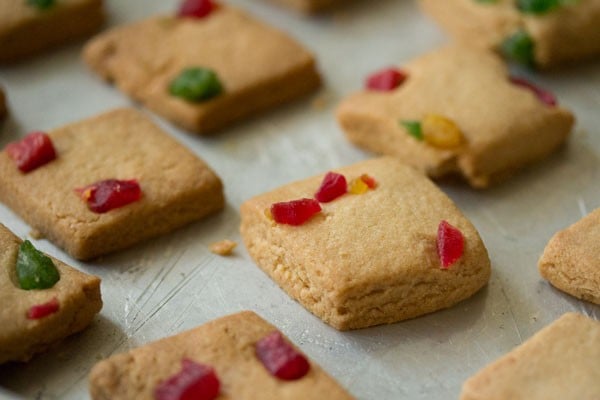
[349, 177, 369, 194]
[422, 114, 465, 149]
[264, 208, 274, 221]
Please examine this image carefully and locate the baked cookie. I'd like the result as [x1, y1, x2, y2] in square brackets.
[89, 311, 354, 399]
[0, 0, 104, 64]
[0, 86, 7, 121]
[419, 0, 600, 68]
[336, 46, 574, 188]
[538, 208, 600, 305]
[267, 0, 341, 13]
[240, 157, 491, 330]
[83, 3, 321, 135]
[0, 108, 224, 260]
[0, 223, 102, 364]
[460, 313, 600, 400]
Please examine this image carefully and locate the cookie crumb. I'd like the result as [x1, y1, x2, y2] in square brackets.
[311, 91, 332, 111]
[29, 229, 44, 239]
[210, 240, 237, 256]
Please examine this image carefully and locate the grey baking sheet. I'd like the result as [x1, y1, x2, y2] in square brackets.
[1, 0, 600, 398]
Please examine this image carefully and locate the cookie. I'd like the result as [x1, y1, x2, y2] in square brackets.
[88, 311, 354, 399]
[538, 208, 600, 305]
[336, 46, 574, 188]
[0, 223, 102, 364]
[83, 4, 321, 135]
[0, 0, 104, 64]
[460, 313, 600, 400]
[268, 0, 340, 13]
[240, 157, 491, 330]
[419, 0, 600, 68]
[0, 108, 224, 260]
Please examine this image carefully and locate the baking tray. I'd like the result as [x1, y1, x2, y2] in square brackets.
[1, 0, 599, 398]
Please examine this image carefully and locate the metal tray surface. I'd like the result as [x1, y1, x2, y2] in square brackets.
[1, 0, 599, 398]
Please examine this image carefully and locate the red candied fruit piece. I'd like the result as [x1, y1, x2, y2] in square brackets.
[27, 298, 59, 320]
[5, 131, 56, 173]
[177, 0, 218, 18]
[76, 179, 142, 214]
[365, 67, 407, 91]
[437, 220, 465, 269]
[510, 77, 557, 107]
[155, 359, 220, 400]
[256, 331, 310, 381]
[360, 174, 377, 189]
[315, 172, 347, 203]
[270, 198, 321, 226]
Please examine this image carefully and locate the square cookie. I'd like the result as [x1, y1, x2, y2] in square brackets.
[419, 0, 600, 68]
[460, 313, 600, 400]
[0, 223, 102, 364]
[0, 108, 224, 260]
[89, 311, 354, 399]
[538, 208, 600, 305]
[0, 0, 104, 64]
[267, 0, 341, 13]
[336, 46, 574, 188]
[83, 4, 321, 135]
[240, 157, 491, 330]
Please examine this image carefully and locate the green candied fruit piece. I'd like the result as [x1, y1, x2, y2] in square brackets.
[400, 120, 424, 141]
[517, 0, 560, 14]
[16, 240, 60, 290]
[501, 30, 535, 67]
[26, 0, 55, 10]
[169, 67, 223, 102]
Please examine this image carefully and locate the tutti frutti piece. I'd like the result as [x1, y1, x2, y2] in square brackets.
[77, 179, 142, 213]
[5, 131, 57, 173]
[155, 359, 220, 400]
[365, 67, 407, 91]
[255, 331, 310, 381]
[177, 0, 218, 18]
[27, 298, 60, 320]
[437, 220, 465, 269]
[314, 172, 347, 203]
[270, 198, 322, 226]
[16, 240, 60, 290]
[169, 67, 224, 103]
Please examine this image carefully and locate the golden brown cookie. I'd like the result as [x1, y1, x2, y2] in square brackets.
[0, 108, 224, 260]
[419, 0, 600, 68]
[240, 157, 491, 330]
[0, 223, 102, 364]
[460, 313, 600, 400]
[0, 0, 104, 64]
[88, 311, 354, 400]
[337, 46, 574, 188]
[83, 5, 321, 135]
[538, 208, 600, 305]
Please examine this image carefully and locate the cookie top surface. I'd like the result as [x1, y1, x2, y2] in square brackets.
[539, 208, 600, 304]
[0, 108, 221, 239]
[89, 311, 354, 399]
[83, 6, 316, 110]
[241, 157, 489, 297]
[461, 313, 600, 400]
[0, 223, 101, 361]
